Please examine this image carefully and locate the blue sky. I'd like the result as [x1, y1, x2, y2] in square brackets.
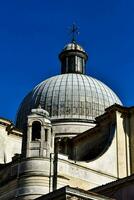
[0, 0, 134, 122]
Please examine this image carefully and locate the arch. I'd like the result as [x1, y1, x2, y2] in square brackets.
[32, 121, 41, 141]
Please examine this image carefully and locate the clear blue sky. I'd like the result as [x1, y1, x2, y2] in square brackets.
[0, 0, 134, 122]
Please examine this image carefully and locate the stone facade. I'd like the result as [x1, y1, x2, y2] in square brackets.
[1, 104, 134, 199]
[0, 117, 22, 164]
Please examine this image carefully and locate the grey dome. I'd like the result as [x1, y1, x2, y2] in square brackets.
[16, 73, 122, 130]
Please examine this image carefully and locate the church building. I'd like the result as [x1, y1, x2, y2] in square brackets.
[0, 33, 134, 200]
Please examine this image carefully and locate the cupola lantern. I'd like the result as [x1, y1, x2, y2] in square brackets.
[59, 41, 88, 74]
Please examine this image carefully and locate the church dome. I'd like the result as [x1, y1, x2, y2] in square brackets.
[16, 40, 122, 131]
[16, 73, 121, 130]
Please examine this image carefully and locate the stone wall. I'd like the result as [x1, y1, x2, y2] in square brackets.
[0, 118, 22, 164]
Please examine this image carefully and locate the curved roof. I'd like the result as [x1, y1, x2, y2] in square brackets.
[16, 73, 122, 130]
[62, 42, 86, 52]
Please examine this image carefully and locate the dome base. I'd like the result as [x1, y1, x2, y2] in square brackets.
[52, 121, 95, 138]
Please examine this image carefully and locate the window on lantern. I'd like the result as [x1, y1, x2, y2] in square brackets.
[68, 56, 75, 72]
[32, 121, 41, 141]
[77, 57, 83, 73]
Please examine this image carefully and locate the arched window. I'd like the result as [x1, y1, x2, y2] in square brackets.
[32, 121, 41, 141]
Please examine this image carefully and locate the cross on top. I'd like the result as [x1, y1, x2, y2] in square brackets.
[70, 23, 79, 42]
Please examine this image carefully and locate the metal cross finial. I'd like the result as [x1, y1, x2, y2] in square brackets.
[70, 23, 79, 43]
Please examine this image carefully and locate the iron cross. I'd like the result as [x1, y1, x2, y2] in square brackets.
[70, 23, 79, 42]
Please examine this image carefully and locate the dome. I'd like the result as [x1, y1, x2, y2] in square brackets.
[62, 42, 86, 52]
[16, 73, 122, 131]
[16, 39, 122, 133]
